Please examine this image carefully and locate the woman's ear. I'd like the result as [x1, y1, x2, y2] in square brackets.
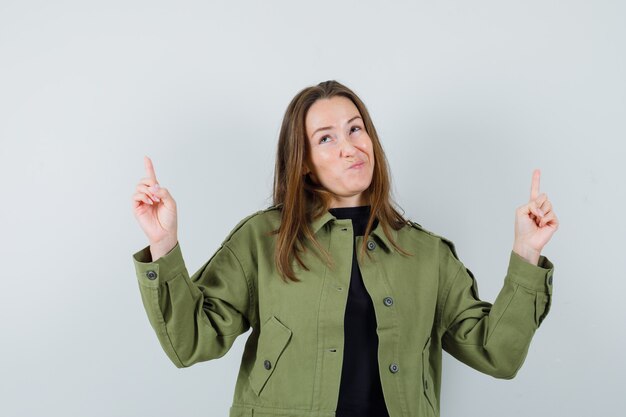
[303, 163, 319, 184]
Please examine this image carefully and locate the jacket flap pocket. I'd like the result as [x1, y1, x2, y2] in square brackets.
[248, 316, 292, 396]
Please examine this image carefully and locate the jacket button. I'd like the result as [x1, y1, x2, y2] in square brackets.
[548, 275, 553, 285]
[146, 270, 157, 280]
[383, 297, 394, 307]
[389, 363, 399, 373]
[264, 360, 272, 370]
[367, 240, 377, 251]
[424, 379, 429, 390]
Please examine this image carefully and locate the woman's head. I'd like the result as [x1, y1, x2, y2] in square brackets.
[273, 80, 390, 212]
[304, 95, 374, 208]
[272, 80, 408, 282]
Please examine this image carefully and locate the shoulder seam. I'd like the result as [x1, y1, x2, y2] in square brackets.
[438, 262, 464, 331]
[222, 243, 257, 328]
[221, 206, 279, 245]
[408, 221, 459, 260]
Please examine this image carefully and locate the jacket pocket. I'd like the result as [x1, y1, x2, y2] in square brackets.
[422, 336, 437, 414]
[248, 315, 292, 397]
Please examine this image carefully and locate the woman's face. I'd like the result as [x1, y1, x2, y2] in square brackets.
[304, 96, 375, 208]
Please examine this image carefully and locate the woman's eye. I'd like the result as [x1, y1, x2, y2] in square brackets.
[351, 126, 361, 133]
[319, 136, 331, 144]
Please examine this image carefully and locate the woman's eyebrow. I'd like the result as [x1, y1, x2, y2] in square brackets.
[312, 115, 362, 136]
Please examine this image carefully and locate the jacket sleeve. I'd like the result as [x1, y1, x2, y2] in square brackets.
[132, 241, 254, 368]
[438, 239, 554, 379]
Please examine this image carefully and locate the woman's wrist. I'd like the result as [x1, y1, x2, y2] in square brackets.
[149, 237, 178, 262]
[512, 242, 541, 265]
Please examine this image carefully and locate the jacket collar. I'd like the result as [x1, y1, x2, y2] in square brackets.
[310, 209, 396, 253]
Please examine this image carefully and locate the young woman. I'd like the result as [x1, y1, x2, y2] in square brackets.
[131, 80, 558, 417]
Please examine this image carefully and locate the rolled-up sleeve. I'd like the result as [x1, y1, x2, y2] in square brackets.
[132, 241, 253, 368]
[439, 242, 554, 379]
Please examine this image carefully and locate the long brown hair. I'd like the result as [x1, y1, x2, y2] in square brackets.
[273, 80, 408, 282]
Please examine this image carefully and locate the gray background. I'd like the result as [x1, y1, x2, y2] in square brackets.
[1, 0, 624, 416]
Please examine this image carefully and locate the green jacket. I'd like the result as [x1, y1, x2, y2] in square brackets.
[132, 206, 554, 417]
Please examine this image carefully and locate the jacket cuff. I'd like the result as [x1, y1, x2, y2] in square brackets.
[132, 242, 186, 288]
[505, 250, 554, 294]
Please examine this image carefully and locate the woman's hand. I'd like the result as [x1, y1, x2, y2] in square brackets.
[513, 169, 559, 265]
[132, 156, 178, 258]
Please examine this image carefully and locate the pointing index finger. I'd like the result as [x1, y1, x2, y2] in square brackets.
[530, 168, 541, 201]
[144, 155, 158, 182]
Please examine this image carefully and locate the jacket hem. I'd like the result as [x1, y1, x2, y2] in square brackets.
[230, 404, 335, 417]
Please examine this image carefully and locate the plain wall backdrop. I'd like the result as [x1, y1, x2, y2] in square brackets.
[1, 0, 625, 416]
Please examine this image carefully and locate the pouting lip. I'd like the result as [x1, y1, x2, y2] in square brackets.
[349, 161, 365, 169]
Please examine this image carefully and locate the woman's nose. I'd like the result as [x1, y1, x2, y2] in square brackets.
[339, 136, 358, 158]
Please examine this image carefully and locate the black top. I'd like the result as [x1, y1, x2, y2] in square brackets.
[328, 205, 390, 417]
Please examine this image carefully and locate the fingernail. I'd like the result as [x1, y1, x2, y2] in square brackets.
[537, 209, 544, 217]
[152, 195, 160, 202]
[153, 184, 160, 190]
